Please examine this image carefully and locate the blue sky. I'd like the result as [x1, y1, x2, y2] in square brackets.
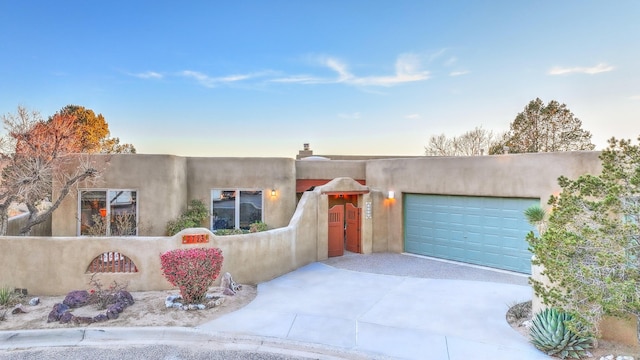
[1, 1, 638, 157]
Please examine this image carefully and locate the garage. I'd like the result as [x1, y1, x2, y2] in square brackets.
[404, 194, 538, 274]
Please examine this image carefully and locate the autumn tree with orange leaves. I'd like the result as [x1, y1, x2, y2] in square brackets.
[0, 106, 112, 235]
[56, 105, 136, 154]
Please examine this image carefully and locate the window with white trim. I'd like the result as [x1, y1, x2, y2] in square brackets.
[211, 189, 263, 231]
[79, 190, 138, 236]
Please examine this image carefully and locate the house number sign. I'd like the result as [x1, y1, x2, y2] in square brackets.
[182, 234, 210, 244]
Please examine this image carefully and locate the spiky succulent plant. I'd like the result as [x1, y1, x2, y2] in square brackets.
[529, 308, 592, 359]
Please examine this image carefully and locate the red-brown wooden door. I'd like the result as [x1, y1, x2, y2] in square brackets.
[328, 205, 344, 257]
[345, 203, 361, 253]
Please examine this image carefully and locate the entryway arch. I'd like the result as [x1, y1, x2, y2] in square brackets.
[318, 178, 370, 258]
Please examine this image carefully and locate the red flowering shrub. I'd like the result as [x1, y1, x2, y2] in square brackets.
[160, 247, 224, 304]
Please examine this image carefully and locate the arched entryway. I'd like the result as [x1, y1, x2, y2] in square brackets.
[314, 177, 372, 259]
[318, 178, 371, 257]
[327, 193, 362, 257]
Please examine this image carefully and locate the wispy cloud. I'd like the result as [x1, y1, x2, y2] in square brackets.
[270, 75, 325, 84]
[137, 52, 433, 89]
[548, 63, 614, 75]
[449, 70, 470, 77]
[180, 70, 270, 87]
[630, 95, 640, 101]
[444, 56, 457, 66]
[427, 48, 447, 63]
[132, 71, 163, 79]
[338, 112, 361, 119]
[405, 114, 421, 120]
[272, 53, 430, 87]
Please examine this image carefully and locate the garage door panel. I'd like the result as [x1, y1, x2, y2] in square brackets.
[404, 194, 537, 274]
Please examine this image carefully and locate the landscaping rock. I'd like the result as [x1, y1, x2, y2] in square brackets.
[28, 297, 40, 306]
[47, 303, 70, 322]
[11, 304, 27, 314]
[107, 302, 124, 315]
[165, 295, 181, 308]
[166, 292, 219, 310]
[206, 298, 223, 308]
[93, 314, 108, 322]
[73, 316, 93, 325]
[63, 290, 91, 308]
[221, 272, 241, 295]
[59, 311, 74, 324]
[114, 290, 134, 306]
[106, 308, 119, 320]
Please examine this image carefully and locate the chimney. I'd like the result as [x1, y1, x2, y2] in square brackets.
[297, 143, 313, 159]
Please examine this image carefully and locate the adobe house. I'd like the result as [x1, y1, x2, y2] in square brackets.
[7, 146, 634, 346]
[50, 146, 602, 275]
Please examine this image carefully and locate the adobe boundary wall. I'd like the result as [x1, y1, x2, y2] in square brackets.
[0, 192, 319, 296]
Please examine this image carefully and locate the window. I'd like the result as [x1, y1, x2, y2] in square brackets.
[211, 189, 263, 231]
[79, 190, 138, 236]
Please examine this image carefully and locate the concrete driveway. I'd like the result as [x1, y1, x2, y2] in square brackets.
[198, 254, 549, 360]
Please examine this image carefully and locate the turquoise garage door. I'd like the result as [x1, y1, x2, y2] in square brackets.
[404, 194, 538, 274]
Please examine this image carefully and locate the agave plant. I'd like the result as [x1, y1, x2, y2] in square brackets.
[529, 308, 592, 359]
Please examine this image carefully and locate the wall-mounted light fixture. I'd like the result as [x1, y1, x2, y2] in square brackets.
[388, 191, 395, 200]
[271, 189, 276, 197]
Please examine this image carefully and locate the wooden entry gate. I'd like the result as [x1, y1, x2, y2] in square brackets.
[328, 203, 361, 257]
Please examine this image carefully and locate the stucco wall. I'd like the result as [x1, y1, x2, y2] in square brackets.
[364, 151, 603, 252]
[52, 154, 188, 236]
[2, 189, 321, 296]
[53, 155, 296, 236]
[295, 159, 366, 180]
[186, 157, 296, 230]
[7, 213, 51, 236]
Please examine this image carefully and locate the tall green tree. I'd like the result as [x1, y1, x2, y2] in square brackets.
[527, 136, 640, 337]
[504, 98, 595, 153]
[55, 105, 136, 154]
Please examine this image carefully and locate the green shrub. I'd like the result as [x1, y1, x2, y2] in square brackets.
[0, 285, 17, 307]
[527, 137, 640, 338]
[249, 221, 268, 233]
[215, 228, 246, 236]
[530, 308, 592, 359]
[166, 200, 209, 236]
[214, 222, 268, 236]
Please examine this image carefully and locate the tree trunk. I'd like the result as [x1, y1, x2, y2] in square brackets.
[0, 211, 7, 236]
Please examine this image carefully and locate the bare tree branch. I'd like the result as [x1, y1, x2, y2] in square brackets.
[0, 106, 106, 235]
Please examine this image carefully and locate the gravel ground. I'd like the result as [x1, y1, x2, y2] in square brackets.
[322, 251, 530, 286]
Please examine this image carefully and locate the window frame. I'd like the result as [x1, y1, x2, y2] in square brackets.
[210, 188, 264, 231]
[77, 188, 139, 236]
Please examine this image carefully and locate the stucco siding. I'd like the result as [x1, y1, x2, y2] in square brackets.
[364, 151, 603, 253]
[52, 154, 188, 236]
[186, 157, 297, 229]
[296, 159, 366, 180]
